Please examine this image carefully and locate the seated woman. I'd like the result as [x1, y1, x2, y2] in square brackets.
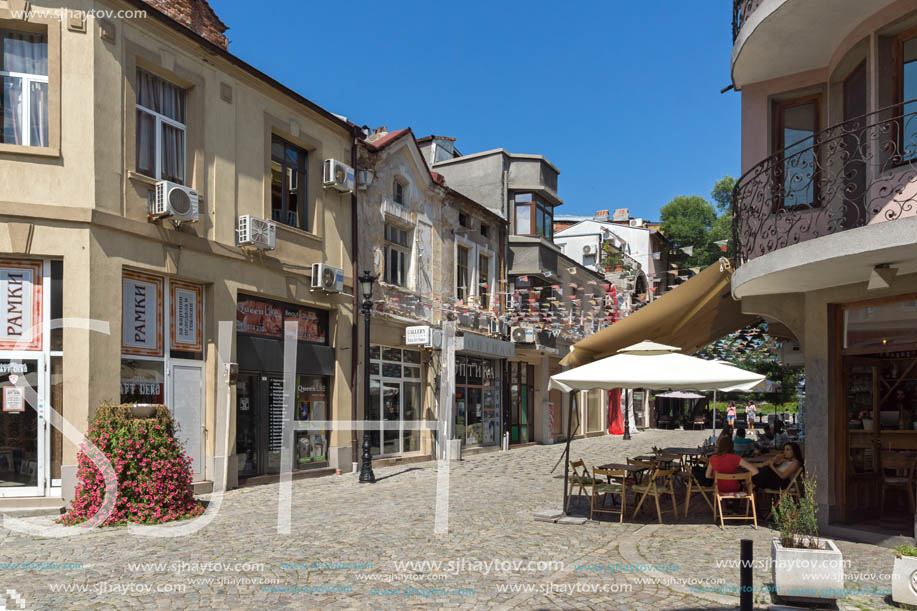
[752, 442, 803, 490]
[772, 420, 789, 451]
[733, 428, 755, 456]
[705, 436, 759, 493]
[754, 425, 773, 453]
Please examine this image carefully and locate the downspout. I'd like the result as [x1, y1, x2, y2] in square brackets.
[350, 131, 361, 471]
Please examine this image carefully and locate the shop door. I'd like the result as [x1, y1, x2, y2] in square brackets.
[169, 360, 204, 480]
[0, 355, 46, 498]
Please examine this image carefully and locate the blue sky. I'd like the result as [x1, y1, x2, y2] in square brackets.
[214, 1, 739, 221]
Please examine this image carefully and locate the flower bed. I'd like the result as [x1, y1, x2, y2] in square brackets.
[60, 404, 204, 526]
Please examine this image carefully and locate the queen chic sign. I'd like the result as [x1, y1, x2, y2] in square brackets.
[122, 270, 164, 356]
[0, 259, 42, 351]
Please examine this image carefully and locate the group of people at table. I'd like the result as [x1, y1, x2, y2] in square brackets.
[696, 417, 803, 495]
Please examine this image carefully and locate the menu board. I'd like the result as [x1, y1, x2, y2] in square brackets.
[237, 296, 327, 345]
[268, 378, 286, 452]
[170, 280, 203, 352]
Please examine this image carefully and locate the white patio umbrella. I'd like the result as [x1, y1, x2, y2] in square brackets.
[551, 340, 765, 514]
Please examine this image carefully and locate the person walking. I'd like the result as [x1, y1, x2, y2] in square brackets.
[745, 400, 757, 431]
[726, 401, 736, 428]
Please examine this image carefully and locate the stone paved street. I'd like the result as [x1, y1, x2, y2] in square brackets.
[0, 429, 900, 609]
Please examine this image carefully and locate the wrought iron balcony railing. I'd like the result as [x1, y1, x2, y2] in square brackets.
[732, 0, 764, 41]
[732, 100, 917, 264]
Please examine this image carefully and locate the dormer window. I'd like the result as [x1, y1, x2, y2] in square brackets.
[393, 179, 405, 205]
[481, 224, 489, 238]
[459, 213, 469, 228]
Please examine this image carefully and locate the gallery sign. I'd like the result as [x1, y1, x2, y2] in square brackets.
[236, 296, 328, 345]
[0, 259, 42, 351]
[122, 270, 164, 357]
[405, 325, 432, 345]
[170, 280, 204, 352]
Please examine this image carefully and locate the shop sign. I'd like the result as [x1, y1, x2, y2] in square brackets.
[0, 260, 42, 351]
[405, 326, 432, 345]
[2, 386, 24, 412]
[122, 270, 164, 357]
[170, 280, 203, 352]
[237, 296, 327, 344]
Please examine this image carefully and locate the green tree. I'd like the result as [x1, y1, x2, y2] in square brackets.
[660, 195, 718, 268]
[711, 176, 736, 214]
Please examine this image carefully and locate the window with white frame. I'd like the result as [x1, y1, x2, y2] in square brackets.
[1, 29, 48, 147]
[455, 238, 495, 310]
[136, 68, 186, 184]
[384, 223, 411, 287]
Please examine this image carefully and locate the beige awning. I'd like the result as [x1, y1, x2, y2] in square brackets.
[560, 259, 758, 368]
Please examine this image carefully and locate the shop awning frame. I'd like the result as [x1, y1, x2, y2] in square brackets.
[561, 259, 759, 368]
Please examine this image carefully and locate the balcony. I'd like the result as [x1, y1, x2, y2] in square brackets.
[733, 101, 917, 265]
[731, 0, 763, 42]
[731, 0, 899, 88]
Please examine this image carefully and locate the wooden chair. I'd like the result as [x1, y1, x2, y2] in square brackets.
[631, 467, 679, 523]
[683, 456, 716, 517]
[758, 466, 803, 519]
[881, 452, 916, 515]
[714, 472, 757, 529]
[566, 459, 595, 512]
[591, 467, 628, 522]
[627, 457, 654, 485]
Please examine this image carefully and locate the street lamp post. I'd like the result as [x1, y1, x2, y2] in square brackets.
[358, 271, 377, 484]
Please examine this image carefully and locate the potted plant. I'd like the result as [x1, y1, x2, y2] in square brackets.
[770, 476, 845, 603]
[893, 544, 917, 607]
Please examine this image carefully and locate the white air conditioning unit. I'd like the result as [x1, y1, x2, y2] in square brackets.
[510, 326, 535, 343]
[311, 263, 344, 293]
[236, 215, 276, 250]
[322, 159, 355, 192]
[583, 244, 593, 254]
[629, 218, 644, 228]
[152, 180, 199, 222]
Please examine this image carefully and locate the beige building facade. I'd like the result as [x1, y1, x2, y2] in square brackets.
[0, 0, 357, 504]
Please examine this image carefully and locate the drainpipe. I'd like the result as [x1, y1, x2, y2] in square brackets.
[350, 132, 361, 471]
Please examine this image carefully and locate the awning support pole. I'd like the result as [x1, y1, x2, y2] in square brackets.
[562, 390, 576, 515]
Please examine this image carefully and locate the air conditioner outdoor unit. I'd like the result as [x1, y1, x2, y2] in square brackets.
[629, 218, 643, 228]
[236, 215, 276, 250]
[583, 244, 593, 254]
[311, 263, 345, 293]
[152, 180, 199, 223]
[322, 159, 355, 192]
[510, 326, 535, 343]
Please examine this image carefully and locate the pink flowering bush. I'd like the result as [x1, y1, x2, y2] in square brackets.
[60, 403, 204, 526]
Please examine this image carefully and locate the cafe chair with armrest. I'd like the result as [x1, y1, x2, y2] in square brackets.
[714, 472, 757, 529]
[758, 466, 802, 520]
[590, 467, 628, 523]
[880, 452, 916, 516]
[566, 459, 595, 512]
[684, 455, 716, 518]
[631, 467, 679, 524]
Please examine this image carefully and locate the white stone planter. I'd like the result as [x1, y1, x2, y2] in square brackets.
[892, 554, 917, 607]
[771, 538, 844, 602]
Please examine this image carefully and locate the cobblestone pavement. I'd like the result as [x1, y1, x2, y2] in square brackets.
[0, 429, 901, 609]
